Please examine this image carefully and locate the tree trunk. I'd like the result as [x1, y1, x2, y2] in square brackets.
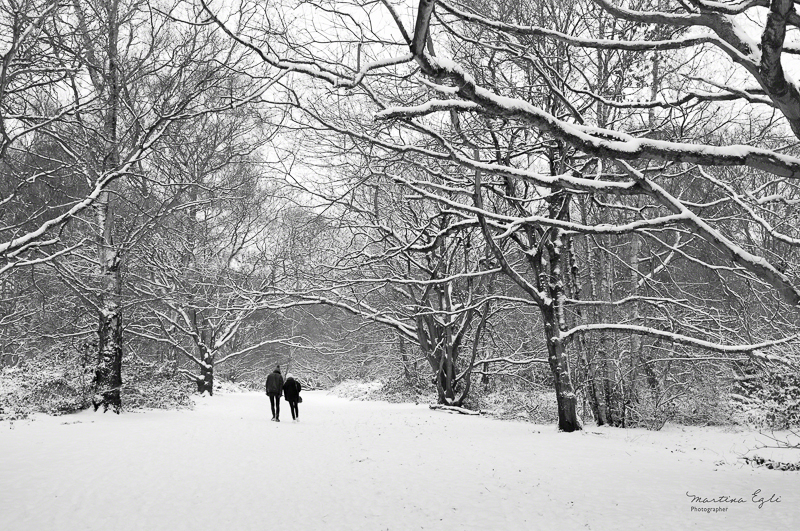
[604, 359, 619, 426]
[197, 360, 214, 396]
[443, 346, 455, 400]
[597, 236, 622, 426]
[576, 340, 604, 426]
[542, 306, 581, 432]
[572, 226, 604, 425]
[548, 340, 581, 432]
[92, 0, 123, 413]
[93, 184, 123, 412]
[625, 230, 644, 427]
[543, 193, 581, 432]
[94, 240, 122, 412]
[399, 334, 412, 381]
[435, 351, 456, 404]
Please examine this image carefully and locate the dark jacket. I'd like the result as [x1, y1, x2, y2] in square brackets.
[266, 370, 284, 395]
[283, 377, 302, 402]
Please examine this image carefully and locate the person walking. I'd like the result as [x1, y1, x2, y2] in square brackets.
[283, 373, 302, 422]
[265, 365, 284, 422]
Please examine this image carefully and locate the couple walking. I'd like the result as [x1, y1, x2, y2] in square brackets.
[265, 365, 301, 422]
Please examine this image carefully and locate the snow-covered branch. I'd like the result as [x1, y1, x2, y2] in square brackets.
[560, 323, 797, 364]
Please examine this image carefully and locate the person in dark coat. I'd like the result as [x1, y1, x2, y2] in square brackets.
[265, 365, 284, 421]
[282, 373, 302, 422]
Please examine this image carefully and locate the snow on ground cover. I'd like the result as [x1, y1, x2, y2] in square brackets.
[1, 391, 797, 531]
[328, 379, 387, 400]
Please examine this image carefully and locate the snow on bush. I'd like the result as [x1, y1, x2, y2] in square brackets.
[120, 358, 193, 411]
[730, 370, 800, 429]
[0, 350, 193, 419]
[470, 387, 559, 424]
[328, 379, 387, 400]
[212, 380, 251, 394]
[0, 347, 93, 419]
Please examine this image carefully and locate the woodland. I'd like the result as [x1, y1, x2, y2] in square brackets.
[2, 0, 800, 434]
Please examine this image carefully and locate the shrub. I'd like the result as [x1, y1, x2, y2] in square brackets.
[0, 347, 93, 418]
[0, 348, 193, 419]
[730, 369, 800, 429]
[121, 357, 193, 410]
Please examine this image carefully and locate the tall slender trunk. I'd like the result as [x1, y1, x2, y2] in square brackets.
[93, 1, 122, 412]
[622, 47, 662, 425]
[625, 229, 643, 426]
[596, 235, 621, 426]
[573, 224, 603, 424]
[442, 325, 455, 400]
[591, 38, 620, 426]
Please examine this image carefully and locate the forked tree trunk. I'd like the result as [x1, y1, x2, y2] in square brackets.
[419, 315, 461, 405]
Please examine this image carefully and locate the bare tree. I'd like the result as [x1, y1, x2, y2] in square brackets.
[128, 140, 289, 395]
[31, 0, 274, 411]
[199, 0, 800, 432]
[0, 0, 87, 270]
[294, 160, 498, 405]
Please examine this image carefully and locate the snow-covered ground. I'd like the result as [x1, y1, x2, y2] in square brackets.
[1, 390, 798, 530]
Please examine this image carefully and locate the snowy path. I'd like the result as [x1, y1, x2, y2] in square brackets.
[1, 391, 798, 530]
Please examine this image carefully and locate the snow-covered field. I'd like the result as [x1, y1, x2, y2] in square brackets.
[1, 390, 798, 530]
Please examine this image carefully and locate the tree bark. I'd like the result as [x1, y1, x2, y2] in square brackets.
[434, 350, 457, 403]
[198, 358, 214, 396]
[543, 305, 581, 432]
[399, 334, 412, 381]
[94, 250, 122, 412]
[572, 213, 604, 425]
[91, 0, 123, 413]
